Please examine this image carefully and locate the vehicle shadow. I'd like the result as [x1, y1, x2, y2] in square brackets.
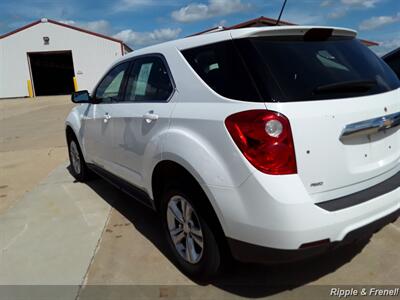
[211, 240, 368, 298]
[71, 167, 370, 298]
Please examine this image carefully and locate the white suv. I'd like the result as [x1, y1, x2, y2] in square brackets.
[66, 26, 400, 279]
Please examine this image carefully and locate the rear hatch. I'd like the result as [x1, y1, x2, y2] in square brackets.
[232, 28, 400, 200]
[269, 92, 400, 197]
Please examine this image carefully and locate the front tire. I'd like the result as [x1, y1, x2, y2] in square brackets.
[67, 137, 90, 182]
[161, 187, 222, 281]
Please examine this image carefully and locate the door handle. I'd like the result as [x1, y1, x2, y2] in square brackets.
[143, 112, 159, 124]
[104, 113, 111, 123]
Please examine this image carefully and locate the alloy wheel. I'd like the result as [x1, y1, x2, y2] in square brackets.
[166, 195, 204, 264]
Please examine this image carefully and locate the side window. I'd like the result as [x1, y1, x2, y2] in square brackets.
[125, 56, 173, 102]
[95, 62, 129, 103]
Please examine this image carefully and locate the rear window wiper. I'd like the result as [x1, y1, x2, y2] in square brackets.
[313, 80, 377, 94]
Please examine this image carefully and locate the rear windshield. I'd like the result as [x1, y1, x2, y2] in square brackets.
[182, 36, 400, 102]
[182, 40, 262, 101]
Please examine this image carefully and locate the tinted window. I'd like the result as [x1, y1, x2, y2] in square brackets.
[125, 56, 173, 102]
[236, 37, 400, 102]
[383, 51, 400, 79]
[95, 62, 129, 103]
[182, 41, 262, 102]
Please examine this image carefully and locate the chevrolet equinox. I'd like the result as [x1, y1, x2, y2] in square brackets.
[66, 26, 400, 279]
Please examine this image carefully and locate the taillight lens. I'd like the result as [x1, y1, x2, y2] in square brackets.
[225, 110, 297, 175]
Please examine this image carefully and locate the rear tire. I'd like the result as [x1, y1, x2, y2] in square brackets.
[67, 136, 90, 182]
[161, 185, 222, 281]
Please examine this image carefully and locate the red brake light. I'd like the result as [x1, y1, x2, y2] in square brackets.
[225, 110, 297, 175]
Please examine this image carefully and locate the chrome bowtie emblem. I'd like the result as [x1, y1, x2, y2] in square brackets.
[382, 118, 394, 128]
[340, 112, 400, 141]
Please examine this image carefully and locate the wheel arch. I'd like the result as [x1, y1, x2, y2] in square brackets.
[65, 123, 82, 149]
[65, 124, 76, 141]
[65, 104, 87, 151]
[151, 159, 229, 249]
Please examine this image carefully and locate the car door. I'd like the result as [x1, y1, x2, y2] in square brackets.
[110, 55, 176, 189]
[83, 61, 131, 171]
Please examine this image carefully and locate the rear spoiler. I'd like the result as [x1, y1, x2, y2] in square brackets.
[230, 26, 357, 40]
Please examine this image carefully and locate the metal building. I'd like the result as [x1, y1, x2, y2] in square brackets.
[0, 18, 132, 99]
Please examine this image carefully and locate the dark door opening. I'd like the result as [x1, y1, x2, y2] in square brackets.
[29, 51, 75, 96]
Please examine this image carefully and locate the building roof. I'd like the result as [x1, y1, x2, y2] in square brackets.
[0, 18, 133, 52]
[191, 16, 379, 46]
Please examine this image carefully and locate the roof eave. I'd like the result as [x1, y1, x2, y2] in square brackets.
[0, 18, 126, 47]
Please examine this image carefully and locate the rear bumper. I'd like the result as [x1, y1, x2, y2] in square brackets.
[206, 168, 400, 251]
[227, 208, 400, 264]
[316, 170, 400, 211]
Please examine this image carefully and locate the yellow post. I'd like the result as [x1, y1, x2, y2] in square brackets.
[27, 80, 33, 98]
[73, 77, 78, 92]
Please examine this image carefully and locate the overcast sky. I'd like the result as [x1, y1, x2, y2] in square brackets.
[0, 0, 398, 55]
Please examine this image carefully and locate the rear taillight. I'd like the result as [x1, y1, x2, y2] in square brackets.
[225, 110, 297, 175]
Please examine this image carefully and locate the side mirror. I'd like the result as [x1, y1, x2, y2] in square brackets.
[71, 90, 91, 103]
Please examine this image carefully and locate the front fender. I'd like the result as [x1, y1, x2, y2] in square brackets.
[65, 104, 89, 157]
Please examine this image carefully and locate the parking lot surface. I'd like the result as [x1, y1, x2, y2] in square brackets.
[0, 97, 399, 299]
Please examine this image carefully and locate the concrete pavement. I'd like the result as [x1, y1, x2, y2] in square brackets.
[0, 162, 398, 299]
[0, 164, 111, 285]
[0, 96, 74, 213]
